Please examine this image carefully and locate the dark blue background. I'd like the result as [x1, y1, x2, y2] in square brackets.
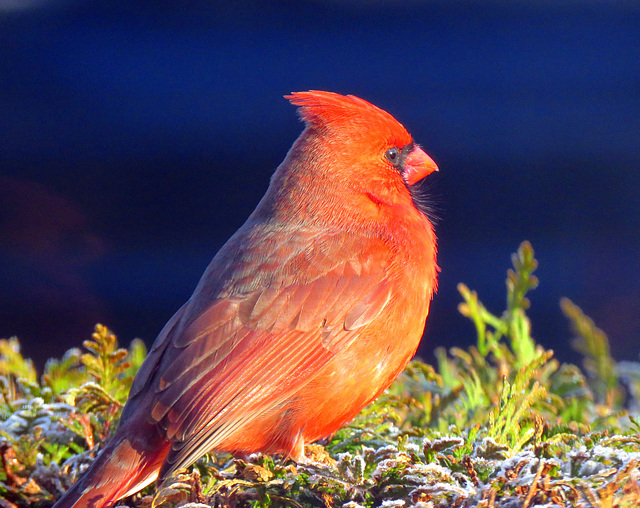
[2, 1, 639, 369]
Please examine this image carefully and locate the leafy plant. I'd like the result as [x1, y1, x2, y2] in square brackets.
[0, 324, 146, 507]
[1, 242, 639, 507]
[561, 297, 622, 409]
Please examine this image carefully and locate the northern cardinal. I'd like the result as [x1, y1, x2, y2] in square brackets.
[53, 91, 439, 508]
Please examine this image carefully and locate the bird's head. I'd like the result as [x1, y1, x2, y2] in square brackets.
[258, 91, 439, 229]
[285, 91, 438, 188]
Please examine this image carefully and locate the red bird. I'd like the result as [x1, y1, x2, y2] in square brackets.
[53, 91, 439, 508]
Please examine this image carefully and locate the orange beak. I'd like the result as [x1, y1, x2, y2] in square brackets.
[403, 146, 439, 185]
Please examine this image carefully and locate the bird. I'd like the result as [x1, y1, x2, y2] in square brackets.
[53, 90, 439, 508]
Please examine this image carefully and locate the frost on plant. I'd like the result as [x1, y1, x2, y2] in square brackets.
[0, 325, 145, 506]
[1, 242, 640, 508]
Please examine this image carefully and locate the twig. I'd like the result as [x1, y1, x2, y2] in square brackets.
[522, 459, 545, 508]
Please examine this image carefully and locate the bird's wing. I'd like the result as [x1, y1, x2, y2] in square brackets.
[124, 226, 395, 477]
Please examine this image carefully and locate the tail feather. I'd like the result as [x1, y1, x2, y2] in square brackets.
[53, 434, 170, 508]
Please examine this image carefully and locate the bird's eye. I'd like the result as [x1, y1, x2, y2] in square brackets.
[385, 147, 401, 167]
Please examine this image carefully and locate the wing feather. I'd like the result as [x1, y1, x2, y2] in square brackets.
[125, 225, 395, 478]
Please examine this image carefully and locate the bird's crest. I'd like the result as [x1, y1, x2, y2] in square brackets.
[285, 91, 412, 145]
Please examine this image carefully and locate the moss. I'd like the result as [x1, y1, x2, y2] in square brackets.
[1, 242, 639, 507]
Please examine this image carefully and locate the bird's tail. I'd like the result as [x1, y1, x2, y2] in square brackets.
[52, 430, 170, 508]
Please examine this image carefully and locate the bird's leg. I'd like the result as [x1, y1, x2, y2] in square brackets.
[286, 431, 308, 463]
[232, 452, 252, 462]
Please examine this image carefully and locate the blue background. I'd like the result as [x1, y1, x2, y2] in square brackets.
[1, 1, 639, 369]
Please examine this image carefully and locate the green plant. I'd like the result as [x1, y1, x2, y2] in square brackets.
[1, 242, 639, 508]
[0, 324, 146, 507]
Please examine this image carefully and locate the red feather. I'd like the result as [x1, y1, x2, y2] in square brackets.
[53, 91, 439, 508]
